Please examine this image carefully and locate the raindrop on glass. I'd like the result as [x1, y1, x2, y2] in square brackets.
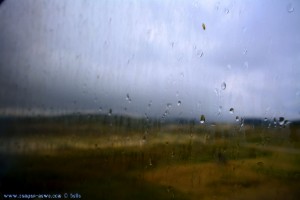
[218, 106, 222, 116]
[148, 101, 152, 108]
[240, 117, 244, 128]
[177, 101, 181, 106]
[202, 23, 206, 30]
[236, 116, 239, 122]
[221, 82, 226, 90]
[126, 93, 131, 103]
[108, 109, 112, 116]
[244, 61, 249, 69]
[229, 108, 234, 114]
[167, 103, 172, 108]
[264, 117, 268, 122]
[196, 50, 204, 57]
[273, 118, 277, 125]
[279, 117, 285, 126]
[200, 114, 206, 124]
[225, 8, 230, 14]
[287, 3, 294, 13]
[284, 120, 290, 126]
[98, 107, 102, 112]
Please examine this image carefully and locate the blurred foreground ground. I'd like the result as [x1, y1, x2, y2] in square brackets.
[0, 116, 300, 200]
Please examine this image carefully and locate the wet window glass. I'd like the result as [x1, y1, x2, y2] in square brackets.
[1, 0, 300, 199]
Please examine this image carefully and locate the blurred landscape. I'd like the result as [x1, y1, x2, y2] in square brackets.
[1, 114, 300, 200]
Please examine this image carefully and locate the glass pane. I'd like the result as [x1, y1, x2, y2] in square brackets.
[1, 0, 300, 199]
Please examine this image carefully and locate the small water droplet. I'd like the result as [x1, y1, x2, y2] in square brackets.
[227, 64, 232, 70]
[225, 8, 230, 14]
[196, 50, 204, 57]
[149, 158, 152, 166]
[236, 116, 239, 122]
[229, 108, 234, 114]
[279, 117, 285, 126]
[243, 49, 248, 55]
[126, 93, 131, 103]
[287, 3, 294, 13]
[148, 101, 152, 108]
[171, 41, 175, 48]
[218, 106, 222, 116]
[177, 101, 181, 106]
[108, 108, 112, 116]
[167, 103, 172, 108]
[244, 61, 249, 69]
[99, 107, 102, 112]
[264, 117, 268, 122]
[200, 114, 205, 124]
[202, 23, 206, 30]
[284, 120, 290, 126]
[240, 117, 244, 128]
[273, 118, 277, 125]
[221, 82, 226, 90]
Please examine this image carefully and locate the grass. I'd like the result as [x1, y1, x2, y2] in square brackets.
[0, 120, 300, 200]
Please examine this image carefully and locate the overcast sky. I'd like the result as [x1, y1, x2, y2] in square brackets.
[0, 0, 299, 122]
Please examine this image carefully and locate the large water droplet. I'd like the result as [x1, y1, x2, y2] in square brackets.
[177, 101, 181, 106]
[287, 3, 294, 13]
[200, 115, 206, 124]
[221, 82, 226, 90]
[279, 117, 285, 126]
[236, 116, 239, 122]
[229, 108, 234, 114]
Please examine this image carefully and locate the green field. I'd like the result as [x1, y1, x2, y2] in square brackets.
[1, 116, 300, 199]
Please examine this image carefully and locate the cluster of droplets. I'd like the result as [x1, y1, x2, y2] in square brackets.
[269, 117, 289, 128]
[161, 103, 172, 120]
